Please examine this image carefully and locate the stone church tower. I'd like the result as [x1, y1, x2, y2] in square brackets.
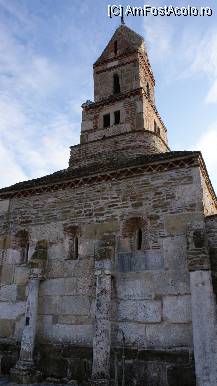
[0, 23, 217, 386]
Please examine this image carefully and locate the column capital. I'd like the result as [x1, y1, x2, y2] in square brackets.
[29, 267, 44, 280]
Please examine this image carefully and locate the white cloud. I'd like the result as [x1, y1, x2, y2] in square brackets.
[183, 28, 217, 104]
[194, 123, 217, 194]
[0, 142, 28, 187]
[0, 5, 82, 189]
[143, 18, 174, 61]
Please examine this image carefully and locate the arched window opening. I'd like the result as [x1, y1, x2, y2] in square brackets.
[114, 40, 118, 55]
[68, 235, 79, 260]
[64, 225, 80, 260]
[114, 110, 120, 125]
[113, 73, 120, 94]
[137, 228, 143, 251]
[16, 230, 29, 264]
[146, 82, 150, 98]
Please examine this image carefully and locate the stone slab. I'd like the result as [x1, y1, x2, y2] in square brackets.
[118, 300, 162, 322]
[163, 295, 192, 323]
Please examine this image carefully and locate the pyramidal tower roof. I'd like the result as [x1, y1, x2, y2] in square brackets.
[94, 24, 145, 66]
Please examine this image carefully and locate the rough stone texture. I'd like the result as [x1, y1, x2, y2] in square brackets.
[0, 23, 217, 386]
[189, 270, 217, 385]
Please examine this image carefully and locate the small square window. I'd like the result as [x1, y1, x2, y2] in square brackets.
[103, 113, 110, 128]
[114, 110, 120, 125]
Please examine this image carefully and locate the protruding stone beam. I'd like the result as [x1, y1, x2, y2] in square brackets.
[11, 241, 47, 384]
[90, 248, 114, 386]
[187, 222, 217, 386]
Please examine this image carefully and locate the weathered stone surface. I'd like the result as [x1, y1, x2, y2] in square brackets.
[118, 299, 162, 322]
[0, 285, 18, 302]
[164, 213, 202, 235]
[117, 250, 163, 272]
[0, 199, 9, 213]
[112, 322, 147, 346]
[146, 323, 193, 348]
[13, 266, 29, 285]
[0, 319, 14, 338]
[0, 302, 25, 320]
[189, 270, 217, 385]
[0, 265, 14, 285]
[115, 270, 190, 300]
[163, 295, 192, 323]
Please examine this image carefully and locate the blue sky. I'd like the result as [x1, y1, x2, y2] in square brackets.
[0, 0, 217, 193]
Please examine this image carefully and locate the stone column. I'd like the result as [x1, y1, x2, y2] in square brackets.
[187, 223, 217, 386]
[90, 258, 113, 386]
[10, 267, 43, 384]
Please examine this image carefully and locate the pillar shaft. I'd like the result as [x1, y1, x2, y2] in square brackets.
[91, 259, 112, 384]
[19, 275, 40, 362]
[187, 223, 217, 386]
[10, 268, 43, 383]
[190, 270, 217, 386]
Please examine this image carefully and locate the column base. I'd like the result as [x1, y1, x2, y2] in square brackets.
[89, 379, 115, 386]
[10, 360, 41, 384]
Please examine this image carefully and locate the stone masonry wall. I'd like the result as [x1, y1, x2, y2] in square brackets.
[69, 131, 168, 169]
[0, 164, 204, 355]
[200, 170, 217, 216]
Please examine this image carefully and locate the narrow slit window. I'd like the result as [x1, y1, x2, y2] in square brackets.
[74, 236, 79, 259]
[146, 82, 150, 98]
[137, 229, 142, 251]
[114, 110, 120, 125]
[114, 40, 118, 55]
[113, 74, 120, 94]
[25, 317, 30, 326]
[103, 113, 110, 128]
[154, 120, 157, 133]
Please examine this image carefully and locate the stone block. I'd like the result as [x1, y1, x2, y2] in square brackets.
[117, 251, 164, 272]
[0, 319, 15, 338]
[46, 258, 94, 279]
[0, 302, 25, 319]
[112, 322, 146, 347]
[163, 295, 192, 323]
[146, 323, 193, 348]
[0, 199, 9, 213]
[0, 284, 18, 302]
[59, 295, 91, 316]
[40, 276, 94, 297]
[38, 295, 60, 315]
[163, 236, 188, 271]
[1, 264, 14, 284]
[58, 315, 90, 325]
[39, 278, 65, 296]
[13, 266, 29, 285]
[48, 243, 66, 260]
[38, 295, 91, 316]
[118, 300, 162, 322]
[30, 222, 63, 243]
[116, 270, 190, 300]
[175, 184, 199, 205]
[164, 213, 202, 235]
[14, 315, 25, 341]
[83, 221, 118, 239]
[16, 284, 27, 301]
[3, 249, 21, 265]
[50, 323, 93, 344]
